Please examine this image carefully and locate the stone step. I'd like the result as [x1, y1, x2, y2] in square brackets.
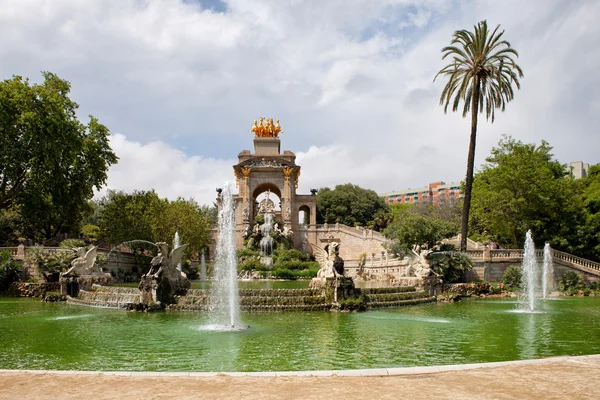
[366, 297, 436, 309]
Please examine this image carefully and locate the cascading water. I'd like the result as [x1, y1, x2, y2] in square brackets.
[208, 182, 243, 329]
[173, 231, 182, 271]
[259, 213, 274, 265]
[200, 249, 207, 281]
[542, 242, 554, 299]
[519, 230, 538, 312]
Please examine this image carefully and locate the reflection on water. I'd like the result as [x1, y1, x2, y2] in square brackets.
[48, 314, 94, 321]
[1, 297, 599, 372]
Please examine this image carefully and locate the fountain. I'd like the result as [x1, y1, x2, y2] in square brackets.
[519, 230, 539, 312]
[173, 231, 182, 271]
[259, 213, 275, 265]
[542, 242, 554, 299]
[208, 181, 243, 329]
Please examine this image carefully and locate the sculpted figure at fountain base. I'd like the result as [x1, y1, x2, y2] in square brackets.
[138, 242, 190, 306]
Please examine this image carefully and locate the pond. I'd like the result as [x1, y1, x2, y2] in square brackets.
[1, 296, 599, 372]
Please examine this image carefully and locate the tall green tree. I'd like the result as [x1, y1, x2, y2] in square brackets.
[385, 210, 456, 253]
[98, 190, 164, 245]
[316, 184, 388, 227]
[435, 20, 523, 251]
[0, 72, 118, 241]
[469, 136, 586, 252]
[581, 164, 600, 260]
[148, 197, 213, 257]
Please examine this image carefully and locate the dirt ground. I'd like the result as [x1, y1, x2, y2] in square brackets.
[1, 357, 599, 400]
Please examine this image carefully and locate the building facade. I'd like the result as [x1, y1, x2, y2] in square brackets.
[380, 181, 462, 205]
[569, 161, 589, 179]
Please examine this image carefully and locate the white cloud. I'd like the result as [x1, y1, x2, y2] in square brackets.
[1, 0, 599, 205]
[95, 134, 235, 206]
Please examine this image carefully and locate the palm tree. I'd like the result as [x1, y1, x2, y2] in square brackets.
[435, 20, 523, 251]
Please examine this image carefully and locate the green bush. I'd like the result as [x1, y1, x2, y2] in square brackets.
[559, 271, 585, 293]
[0, 250, 22, 291]
[272, 249, 311, 263]
[271, 268, 296, 279]
[59, 239, 86, 249]
[273, 260, 319, 271]
[502, 266, 522, 291]
[426, 252, 473, 283]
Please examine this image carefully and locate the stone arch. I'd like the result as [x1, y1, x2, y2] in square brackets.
[252, 182, 282, 200]
[251, 182, 283, 222]
[298, 204, 311, 226]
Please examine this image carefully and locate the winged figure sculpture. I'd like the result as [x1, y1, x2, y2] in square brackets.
[63, 246, 98, 276]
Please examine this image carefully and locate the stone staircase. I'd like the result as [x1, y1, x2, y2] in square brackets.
[67, 285, 139, 308]
[361, 287, 436, 309]
[65, 284, 436, 311]
[168, 288, 330, 312]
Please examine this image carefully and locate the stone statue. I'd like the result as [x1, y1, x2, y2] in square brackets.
[62, 246, 99, 277]
[139, 241, 190, 306]
[284, 205, 291, 221]
[242, 206, 249, 221]
[281, 226, 293, 238]
[313, 242, 344, 279]
[404, 249, 432, 279]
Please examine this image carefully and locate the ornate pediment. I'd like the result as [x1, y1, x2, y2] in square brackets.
[236, 157, 296, 169]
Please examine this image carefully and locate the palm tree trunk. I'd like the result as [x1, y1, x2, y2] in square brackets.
[460, 78, 480, 251]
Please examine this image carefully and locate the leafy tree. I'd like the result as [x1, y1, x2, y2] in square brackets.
[0, 250, 21, 291]
[316, 184, 388, 227]
[148, 197, 213, 257]
[81, 224, 102, 242]
[98, 190, 164, 245]
[581, 164, 600, 260]
[384, 208, 456, 253]
[469, 136, 587, 251]
[435, 20, 523, 251]
[0, 208, 22, 245]
[0, 73, 118, 240]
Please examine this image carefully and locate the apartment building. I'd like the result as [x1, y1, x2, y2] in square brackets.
[381, 181, 462, 205]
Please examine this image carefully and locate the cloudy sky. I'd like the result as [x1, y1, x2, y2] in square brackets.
[1, 0, 598, 206]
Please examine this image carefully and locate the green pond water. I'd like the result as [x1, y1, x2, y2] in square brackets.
[1, 296, 599, 372]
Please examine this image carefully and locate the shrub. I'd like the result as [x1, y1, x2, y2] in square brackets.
[426, 252, 473, 283]
[59, 239, 86, 249]
[272, 249, 311, 263]
[0, 250, 22, 291]
[271, 268, 296, 279]
[25, 246, 76, 280]
[502, 266, 522, 291]
[559, 271, 585, 293]
[273, 261, 319, 271]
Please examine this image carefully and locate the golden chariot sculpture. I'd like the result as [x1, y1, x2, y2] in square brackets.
[251, 117, 282, 137]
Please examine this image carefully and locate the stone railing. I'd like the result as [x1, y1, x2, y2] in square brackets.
[313, 223, 387, 241]
[0, 247, 19, 257]
[552, 249, 600, 272]
[466, 248, 600, 274]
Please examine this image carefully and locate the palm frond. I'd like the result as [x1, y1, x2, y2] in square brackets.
[435, 20, 523, 122]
